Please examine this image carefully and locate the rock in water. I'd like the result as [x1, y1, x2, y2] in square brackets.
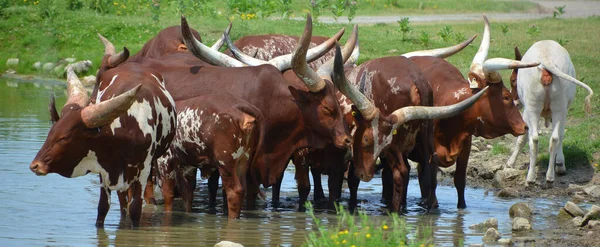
[564, 201, 585, 217]
[497, 187, 519, 198]
[509, 202, 532, 219]
[581, 205, 600, 226]
[497, 238, 512, 245]
[557, 208, 575, 222]
[512, 217, 532, 231]
[584, 186, 600, 198]
[482, 228, 501, 242]
[469, 218, 498, 231]
[214, 241, 244, 247]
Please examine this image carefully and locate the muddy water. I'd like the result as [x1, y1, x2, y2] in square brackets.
[0, 79, 571, 246]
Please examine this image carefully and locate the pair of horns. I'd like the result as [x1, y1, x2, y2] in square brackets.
[332, 44, 488, 128]
[97, 34, 129, 68]
[180, 14, 344, 72]
[469, 14, 539, 84]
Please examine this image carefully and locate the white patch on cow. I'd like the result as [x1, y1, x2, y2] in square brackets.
[109, 117, 122, 135]
[71, 150, 103, 178]
[231, 146, 246, 160]
[96, 75, 118, 103]
[453, 87, 468, 100]
[436, 86, 440, 92]
[370, 116, 394, 161]
[477, 117, 484, 124]
[347, 67, 377, 101]
[174, 108, 206, 153]
[218, 160, 225, 166]
[150, 73, 166, 89]
[338, 94, 353, 115]
[388, 77, 401, 94]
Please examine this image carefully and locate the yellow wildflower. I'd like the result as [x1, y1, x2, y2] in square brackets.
[383, 225, 389, 230]
[366, 233, 371, 238]
[344, 229, 349, 234]
[351, 245, 356, 247]
[113, 2, 118, 6]
[342, 240, 347, 244]
[339, 230, 345, 235]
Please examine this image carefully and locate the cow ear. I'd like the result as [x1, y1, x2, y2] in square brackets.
[467, 72, 486, 89]
[514, 46, 522, 61]
[288, 86, 309, 104]
[351, 105, 364, 122]
[49, 95, 60, 123]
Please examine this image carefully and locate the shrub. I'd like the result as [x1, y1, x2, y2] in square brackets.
[437, 25, 453, 43]
[397, 17, 411, 41]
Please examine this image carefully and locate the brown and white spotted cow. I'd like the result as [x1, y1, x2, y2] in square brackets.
[29, 58, 176, 227]
[156, 92, 263, 218]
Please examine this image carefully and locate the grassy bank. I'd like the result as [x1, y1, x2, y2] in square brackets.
[1, 1, 598, 184]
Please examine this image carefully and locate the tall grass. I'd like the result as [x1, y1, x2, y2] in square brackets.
[303, 202, 433, 247]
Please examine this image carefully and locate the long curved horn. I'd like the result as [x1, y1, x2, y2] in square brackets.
[317, 24, 358, 78]
[211, 22, 232, 51]
[344, 35, 360, 67]
[65, 65, 89, 108]
[291, 13, 326, 92]
[332, 44, 378, 120]
[401, 34, 477, 58]
[180, 15, 246, 67]
[470, 14, 490, 78]
[542, 62, 594, 115]
[390, 86, 489, 129]
[81, 84, 142, 128]
[227, 26, 346, 71]
[482, 58, 540, 83]
[97, 33, 129, 67]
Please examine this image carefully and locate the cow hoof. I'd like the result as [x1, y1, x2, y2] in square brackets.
[95, 221, 105, 228]
[556, 163, 566, 175]
[545, 178, 555, 184]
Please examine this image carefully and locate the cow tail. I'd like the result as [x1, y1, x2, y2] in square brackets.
[236, 103, 267, 199]
[541, 62, 594, 116]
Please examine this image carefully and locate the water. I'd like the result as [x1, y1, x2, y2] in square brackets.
[0, 78, 571, 246]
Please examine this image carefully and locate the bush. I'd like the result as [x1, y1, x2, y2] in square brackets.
[302, 202, 433, 247]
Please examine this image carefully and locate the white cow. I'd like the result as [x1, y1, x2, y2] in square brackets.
[506, 40, 593, 184]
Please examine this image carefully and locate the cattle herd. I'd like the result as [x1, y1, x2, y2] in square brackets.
[28, 13, 593, 228]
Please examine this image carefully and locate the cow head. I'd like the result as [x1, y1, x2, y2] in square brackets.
[286, 15, 359, 149]
[331, 46, 488, 182]
[466, 14, 538, 138]
[30, 66, 141, 178]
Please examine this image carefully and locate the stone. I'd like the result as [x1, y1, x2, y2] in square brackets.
[557, 208, 575, 222]
[568, 183, 584, 192]
[587, 220, 600, 229]
[478, 162, 502, 180]
[582, 205, 600, 226]
[572, 216, 584, 227]
[497, 238, 512, 245]
[42, 62, 55, 72]
[6, 58, 18, 67]
[214, 241, 244, 247]
[584, 185, 600, 198]
[482, 227, 501, 242]
[33, 61, 42, 70]
[469, 218, 498, 231]
[497, 187, 519, 198]
[82, 75, 96, 86]
[64, 57, 76, 63]
[69, 60, 93, 74]
[387, 49, 398, 53]
[564, 201, 585, 217]
[494, 168, 522, 187]
[512, 217, 532, 231]
[571, 194, 586, 204]
[468, 244, 483, 247]
[509, 202, 532, 219]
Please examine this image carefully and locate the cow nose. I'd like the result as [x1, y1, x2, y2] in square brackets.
[29, 162, 47, 175]
[524, 124, 529, 132]
[30, 163, 39, 172]
[344, 136, 351, 146]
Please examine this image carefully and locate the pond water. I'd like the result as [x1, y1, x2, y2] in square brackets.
[0, 78, 570, 246]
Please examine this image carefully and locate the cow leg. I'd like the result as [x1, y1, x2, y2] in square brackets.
[128, 181, 143, 228]
[295, 162, 311, 212]
[117, 191, 128, 217]
[176, 165, 197, 213]
[381, 162, 393, 206]
[96, 186, 111, 228]
[220, 164, 246, 218]
[272, 162, 288, 205]
[347, 162, 360, 212]
[525, 113, 541, 184]
[547, 110, 567, 182]
[311, 167, 325, 202]
[245, 171, 259, 210]
[208, 170, 220, 208]
[390, 154, 408, 213]
[454, 138, 471, 209]
[506, 132, 528, 168]
[327, 170, 344, 210]
[143, 162, 157, 205]
[160, 173, 176, 212]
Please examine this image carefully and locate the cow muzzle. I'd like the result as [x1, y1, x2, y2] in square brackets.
[29, 162, 49, 176]
[354, 168, 374, 182]
[334, 135, 352, 149]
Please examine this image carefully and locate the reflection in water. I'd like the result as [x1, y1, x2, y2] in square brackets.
[0, 79, 578, 246]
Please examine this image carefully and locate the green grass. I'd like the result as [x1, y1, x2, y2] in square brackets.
[490, 143, 509, 156]
[303, 202, 433, 247]
[0, 3, 598, 169]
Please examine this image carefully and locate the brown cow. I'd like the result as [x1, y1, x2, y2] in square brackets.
[156, 92, 263, 218]
[405, 14, 536, 209]
[330, 44, 488, 212]
[29, 55, 176, 227]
